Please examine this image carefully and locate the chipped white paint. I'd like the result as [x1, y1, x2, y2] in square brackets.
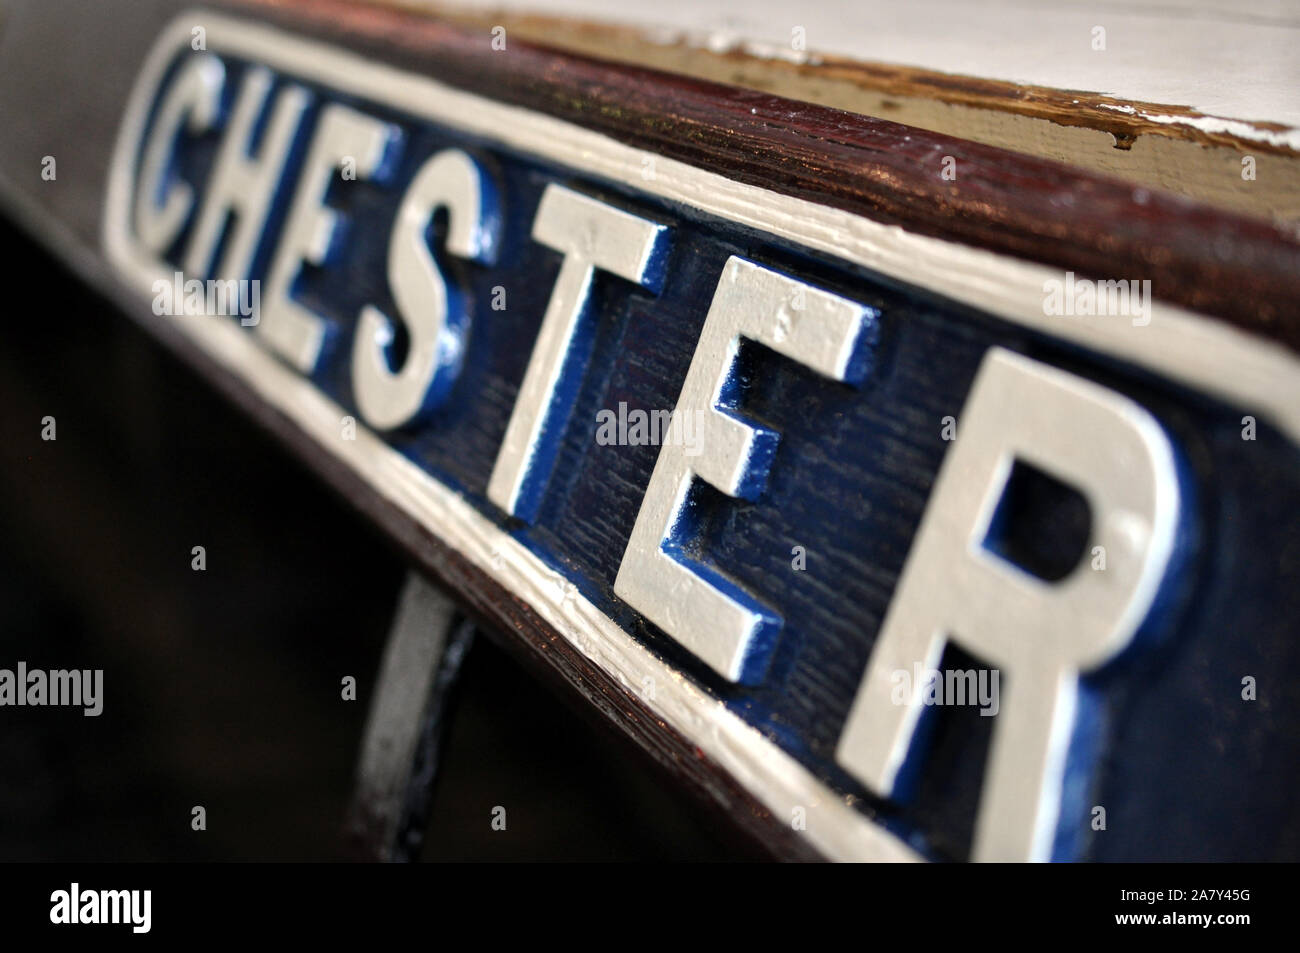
[423, 0, 1300, 150]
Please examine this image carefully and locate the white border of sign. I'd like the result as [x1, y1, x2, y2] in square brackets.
[104, 11, 1300, 862]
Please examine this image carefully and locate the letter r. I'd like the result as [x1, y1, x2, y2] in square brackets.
[836, 347, 1181, 861]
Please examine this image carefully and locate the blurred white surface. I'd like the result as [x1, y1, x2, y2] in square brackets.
[430, 0, 1300, 132]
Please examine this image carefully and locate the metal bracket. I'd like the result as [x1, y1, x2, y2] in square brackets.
[348, 571, 475, 862]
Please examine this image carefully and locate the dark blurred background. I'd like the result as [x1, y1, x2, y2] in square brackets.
[0, 217, 753, 861]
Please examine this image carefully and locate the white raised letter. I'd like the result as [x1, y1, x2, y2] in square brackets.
[134, 56, 224, 254]
[352, 149, 497, 430]
[487, 185, 670, 521]
[835, 347, 1180, 862]
[184, 67, 308, 282]
[259, 103, 400, 372]
[615, 256, 872, 683]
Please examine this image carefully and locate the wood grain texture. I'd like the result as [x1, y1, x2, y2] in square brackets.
[398, 0, 1300, 139]
[396, 5, 1300, 155]
[231, 0, 1300, 351]
[383, 3, 1300, 226]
